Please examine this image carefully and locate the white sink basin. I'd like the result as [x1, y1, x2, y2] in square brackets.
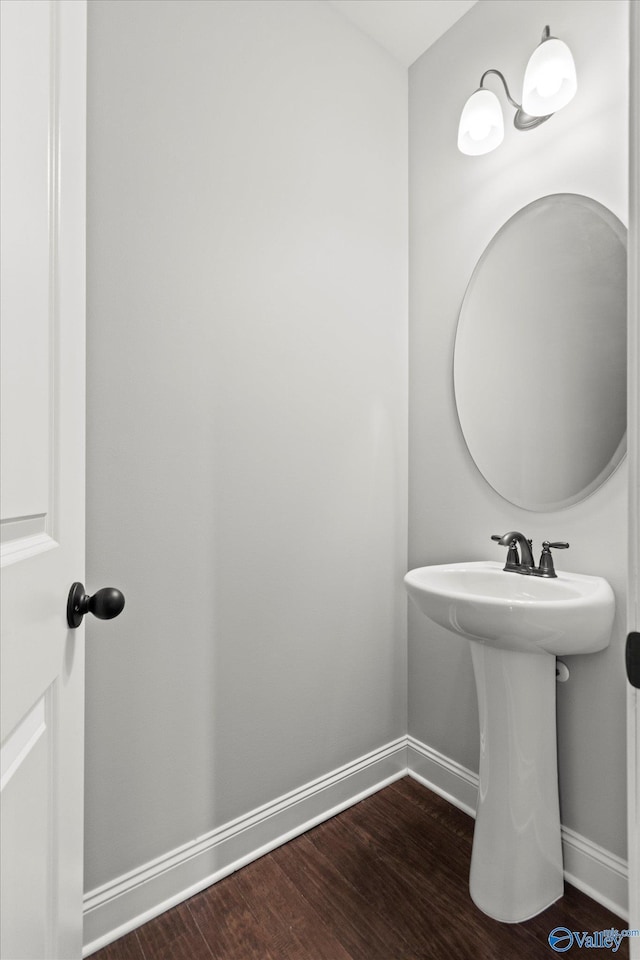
[404, 560, 615, 656]
[405, 558, 616, 923]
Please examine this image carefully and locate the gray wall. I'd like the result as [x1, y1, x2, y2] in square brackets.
[85, 0, 408, 893]
[86, 0, 630, 905]
[409, 0, 629, 858]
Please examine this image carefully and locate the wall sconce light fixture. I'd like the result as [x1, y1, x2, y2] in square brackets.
[458, 26, 577, 156]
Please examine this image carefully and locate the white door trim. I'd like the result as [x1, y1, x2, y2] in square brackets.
[0, 2, 87, 956]
[628, 1, 640, 954]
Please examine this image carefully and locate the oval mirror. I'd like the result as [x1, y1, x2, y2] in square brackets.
[454, 194, 627, 511]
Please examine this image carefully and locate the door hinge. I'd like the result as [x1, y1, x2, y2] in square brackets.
[626, 632, 640, 688]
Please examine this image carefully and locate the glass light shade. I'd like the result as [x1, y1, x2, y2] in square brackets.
[521, 37, 577, 116]
[458, 89, 504, 156]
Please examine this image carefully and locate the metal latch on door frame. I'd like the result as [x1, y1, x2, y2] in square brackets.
[626, 632, 640, 689]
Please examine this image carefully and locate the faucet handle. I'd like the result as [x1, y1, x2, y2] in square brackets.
[538, 540, 569, 578]
[490, 535, 502, 542]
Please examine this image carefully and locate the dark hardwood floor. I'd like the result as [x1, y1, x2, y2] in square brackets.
[91, 777, 628, 959]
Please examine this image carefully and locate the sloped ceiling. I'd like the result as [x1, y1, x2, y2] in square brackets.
[326, 0, 478, 67]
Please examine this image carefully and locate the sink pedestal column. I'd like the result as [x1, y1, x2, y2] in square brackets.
[469, 643, 564, 923]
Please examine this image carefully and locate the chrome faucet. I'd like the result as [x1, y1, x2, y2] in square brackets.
[491, 531, 569, 578]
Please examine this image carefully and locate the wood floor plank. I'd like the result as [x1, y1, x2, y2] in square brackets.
[135, 902, 214, 960]
[135, 903, 212, 960]
[339, 779, 472, 885]
[232, 850, 353, 960]
[305, 811, 475, 958]
[271, 832, 415, 960]
[186, 871, 280, 960]
[88, 930, 146, 960]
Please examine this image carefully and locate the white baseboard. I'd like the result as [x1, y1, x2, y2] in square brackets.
[562, 825, 629, 921]
[82, 737, 408, 956]
[83, 734, 629, 955]
[407, 735, 629, 921]
[407, 735, 478, 817]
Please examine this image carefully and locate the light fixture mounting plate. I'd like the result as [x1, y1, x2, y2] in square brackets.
[513, 108, 552, 131]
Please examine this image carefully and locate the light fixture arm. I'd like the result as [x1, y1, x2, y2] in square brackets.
[479, 69, 521, 111]
[477, 66, 551, 131]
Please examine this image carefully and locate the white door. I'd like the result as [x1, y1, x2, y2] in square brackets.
[629, 2, 640, 956]
[0, 2, 87, 958]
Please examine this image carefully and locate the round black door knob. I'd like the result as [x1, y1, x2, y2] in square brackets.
[67, 582, 125, 628]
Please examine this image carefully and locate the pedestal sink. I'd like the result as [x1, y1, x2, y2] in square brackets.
[404, 560, 615, 923]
